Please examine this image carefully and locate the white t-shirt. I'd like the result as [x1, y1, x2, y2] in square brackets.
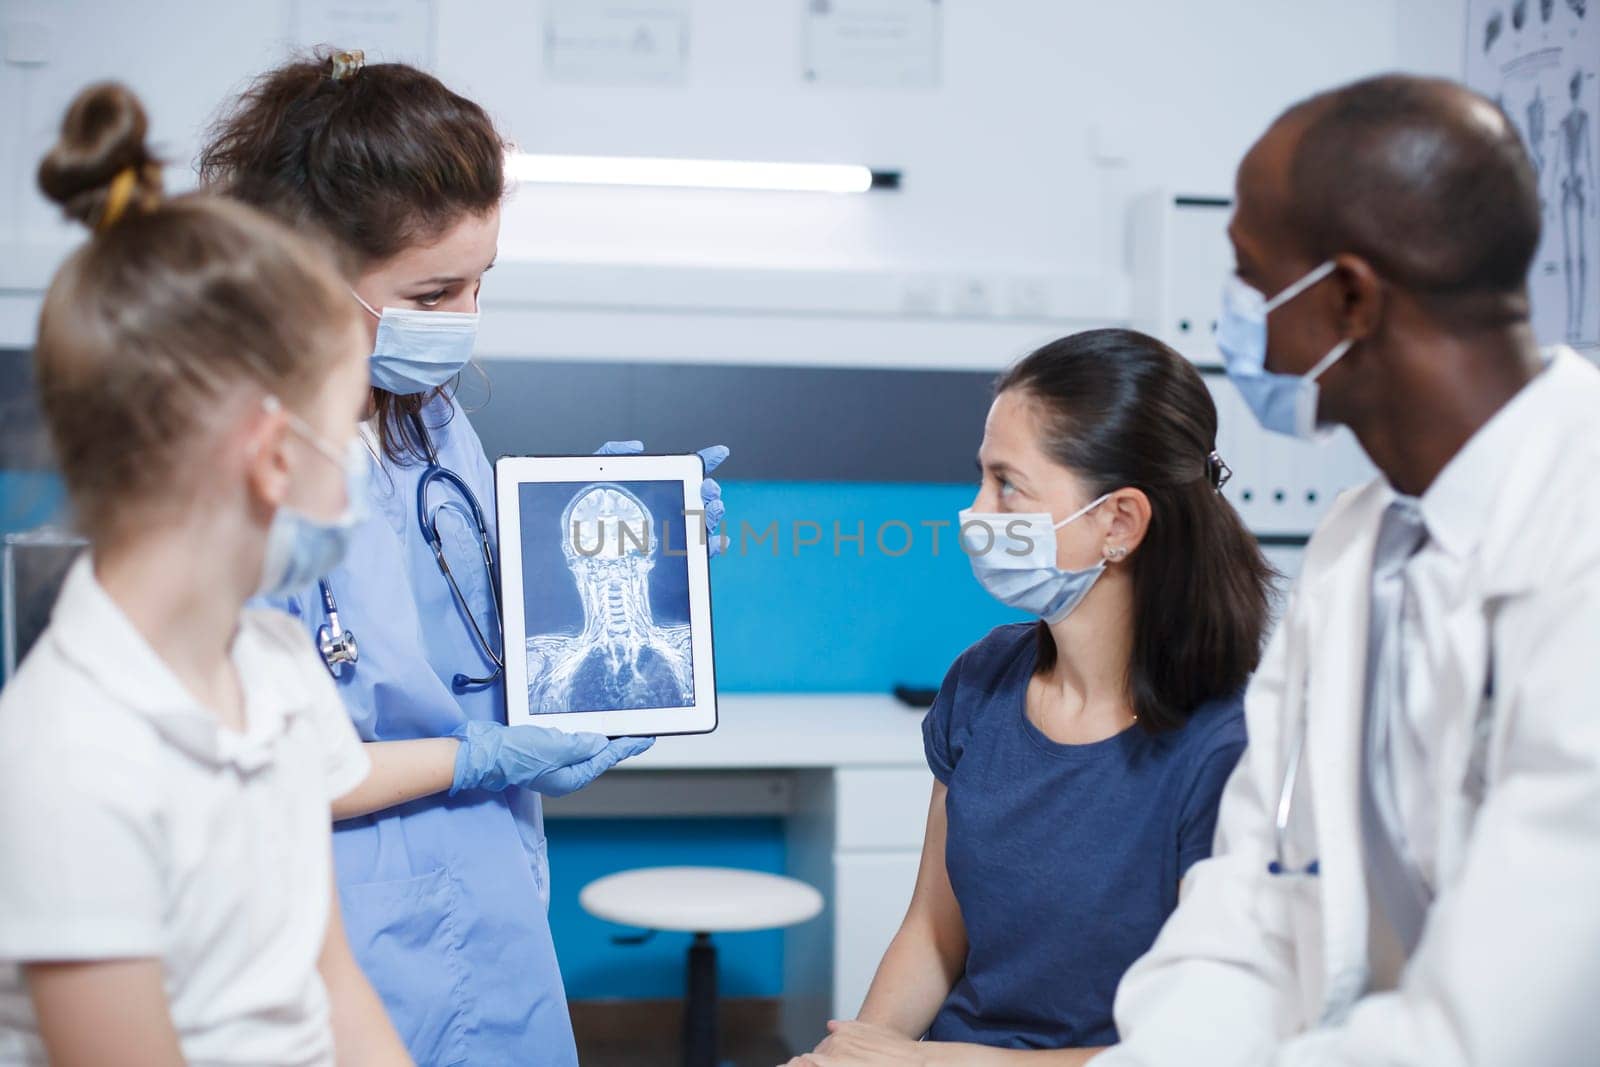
[0, 559, 370, 1066]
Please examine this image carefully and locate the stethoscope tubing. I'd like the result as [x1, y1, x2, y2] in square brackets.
[316, 412, 505, 692]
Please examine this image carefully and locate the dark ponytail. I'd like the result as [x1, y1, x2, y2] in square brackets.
[198, 50, 506, 465]
[995, 328, 1275, 733]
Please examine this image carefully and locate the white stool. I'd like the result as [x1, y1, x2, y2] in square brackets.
[580, 866, 824, 1067]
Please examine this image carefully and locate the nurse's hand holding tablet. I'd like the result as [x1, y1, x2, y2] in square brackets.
[451, 720, 654, 797]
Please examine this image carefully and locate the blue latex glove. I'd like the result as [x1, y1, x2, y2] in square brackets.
[450, 721, 655, 798]
[594, 441, 730, 557]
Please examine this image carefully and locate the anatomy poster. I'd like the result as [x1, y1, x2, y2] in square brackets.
[517, 480, 695, 716]
[1467, 0, 1598, 351]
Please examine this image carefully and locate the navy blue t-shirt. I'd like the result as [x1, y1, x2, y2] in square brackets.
[922, 622, 1246, 1050]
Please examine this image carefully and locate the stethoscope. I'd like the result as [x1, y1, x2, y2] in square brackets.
[317, 412, 505, 693]
[1266, 654, 1497, 879]
[317, 578, 359, 677]
[1268, 713, 1319, 877]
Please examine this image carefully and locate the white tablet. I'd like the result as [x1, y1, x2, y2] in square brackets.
[496, 453, 718, 737]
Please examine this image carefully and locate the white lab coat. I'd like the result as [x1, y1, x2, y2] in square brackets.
[1100, 349, 1600, 1067]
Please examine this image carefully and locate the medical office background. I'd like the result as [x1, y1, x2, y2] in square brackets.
[0, 0, 1548, 1035]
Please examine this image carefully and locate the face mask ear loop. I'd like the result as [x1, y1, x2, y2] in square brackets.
[265, 392, 353, 470]
[351, 289, 383, 320]
[1262, 259, 1338, 314]
[1306, 338, 1355, 383]
[1052, 492, 1114, 530]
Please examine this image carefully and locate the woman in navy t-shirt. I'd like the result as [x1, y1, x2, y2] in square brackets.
[794, 329, 1276, 1065]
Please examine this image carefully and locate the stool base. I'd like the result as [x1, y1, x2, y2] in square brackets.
[683, 932, 718, 1067]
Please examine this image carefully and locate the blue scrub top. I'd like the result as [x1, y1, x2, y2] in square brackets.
[270, 394, 575, 1066]
[923, 623, 1245, 1051]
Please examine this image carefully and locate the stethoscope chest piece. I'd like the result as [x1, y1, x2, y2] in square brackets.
[1268, 858, 1320, 877]
[319, 621, 358, 677]
[317, 577, 359, 677]
[1269, 709, 1320, 878]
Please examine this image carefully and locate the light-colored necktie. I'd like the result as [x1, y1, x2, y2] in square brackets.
[1360, 496, 1432, 961]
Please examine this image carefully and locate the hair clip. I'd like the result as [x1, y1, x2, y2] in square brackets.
[1206, 450, 1233, 492]
[97, 167, 140, 233]
[330, 50, 365, 82]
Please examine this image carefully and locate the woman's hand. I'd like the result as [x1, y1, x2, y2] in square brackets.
[787, 1023, 1108, 1067]
[786, 1020, 930, 1066]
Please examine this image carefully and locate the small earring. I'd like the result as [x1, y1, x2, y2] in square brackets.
[1105, 545, 1128, 562]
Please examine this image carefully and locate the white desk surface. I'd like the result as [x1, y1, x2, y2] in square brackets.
[616, 693, 928, 771]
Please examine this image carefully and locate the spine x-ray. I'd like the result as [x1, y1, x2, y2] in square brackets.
[517, 480, 696, 715]
[1469, 0, 1599, 351]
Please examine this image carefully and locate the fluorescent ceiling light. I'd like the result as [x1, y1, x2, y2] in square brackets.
[506, 153, 899, 194]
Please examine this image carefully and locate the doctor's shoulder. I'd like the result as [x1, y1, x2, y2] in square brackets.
[1483, 427, 1600, 589]
[1296, 476, 1390, 581]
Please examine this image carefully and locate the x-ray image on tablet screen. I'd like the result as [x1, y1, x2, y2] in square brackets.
[497, 452, 718, 737]
[518, 480, 694, 714]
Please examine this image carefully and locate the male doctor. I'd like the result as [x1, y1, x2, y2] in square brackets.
[1098, 75, 1600, 1065]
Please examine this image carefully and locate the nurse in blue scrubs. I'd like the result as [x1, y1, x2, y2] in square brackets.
[794, 329, 1274, 1066]
[201, 53, 725, 1064]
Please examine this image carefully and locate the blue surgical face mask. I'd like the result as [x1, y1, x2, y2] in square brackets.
[255, 399, 369, 599]
[1216, 260, 1353, 440]
[959, 492, 1113, 623]
[354, 291, 479, 395]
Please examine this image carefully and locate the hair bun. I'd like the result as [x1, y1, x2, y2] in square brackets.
[37, 82, 162, 231]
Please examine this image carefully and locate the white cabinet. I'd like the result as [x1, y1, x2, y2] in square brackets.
[833, 768, 934, 850]
[832, 852, 922, 1018]
[781, 764, 931, 1052]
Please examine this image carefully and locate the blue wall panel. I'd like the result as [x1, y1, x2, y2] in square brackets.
[708, 480, 1027, 692]
[0, 472, 65, 533]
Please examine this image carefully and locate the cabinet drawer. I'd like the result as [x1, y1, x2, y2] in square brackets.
[834, 767, 934, 851]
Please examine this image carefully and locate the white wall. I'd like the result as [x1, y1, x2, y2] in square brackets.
[0, 0, 1467, 361]
[472, 0, 1466, 273]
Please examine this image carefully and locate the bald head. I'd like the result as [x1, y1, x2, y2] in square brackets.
[1251, 75, 1540, 318]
